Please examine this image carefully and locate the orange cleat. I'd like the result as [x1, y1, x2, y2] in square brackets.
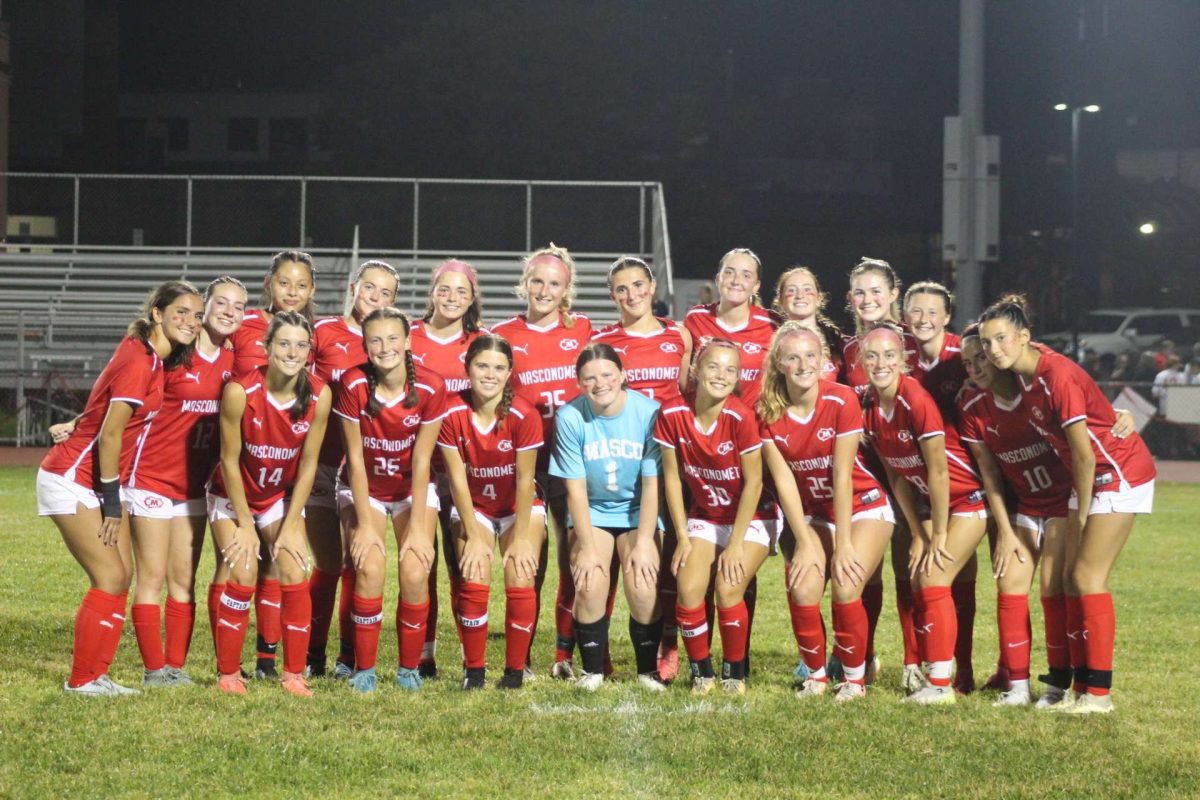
[281, 671, 313, 697]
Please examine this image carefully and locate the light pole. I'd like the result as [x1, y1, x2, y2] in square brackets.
[1055, 103, 1100, 329]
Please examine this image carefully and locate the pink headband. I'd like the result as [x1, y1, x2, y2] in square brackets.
[433, 259, 478, 289]
[527, 253, 571, 283]
[861, 325, 905, 350]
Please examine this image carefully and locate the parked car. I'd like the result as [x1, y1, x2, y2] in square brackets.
[1041, 308, 1200, 359]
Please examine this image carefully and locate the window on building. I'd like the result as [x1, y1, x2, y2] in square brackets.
[163, 118, 189, 152]
[228, 118, 259, 152]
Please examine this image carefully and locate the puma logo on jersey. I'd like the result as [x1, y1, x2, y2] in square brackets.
[218, 619, 243, 631]
[252, 417, 263, 429]
[613, 346, 629, 355]
[333, 342, 350, 354]
[511, 344, 530, 355]
[774, 434, 790, 446]
[183, 371, 202, 384]
[255, 340, 264, 349]
[410, 353, 427, 365]
[986, 425, 1000, 437]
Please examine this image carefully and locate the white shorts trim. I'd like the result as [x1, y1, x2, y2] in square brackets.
[207, 493, 301, 528]
[952, 509, 989, 520]
[686, 517, 778, 549]
[305, 463, 340, 509]
[1069, 479, 1154, 516]
[36, 468, 102, 516]
[336, 482, 440, 518]
[449, 502, 547, 536]
[805, 502, 896, 533]
[127, 487, 206, 519]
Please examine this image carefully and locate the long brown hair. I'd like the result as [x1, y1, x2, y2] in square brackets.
[846, 257, 902, 334]
[423, 258, 484, 333]
[465, 334, 516, 420]
[262, 250, 317, 322]
[264, 310, 314, 422]
[128, 279, 203, 370]
[360, 307, 419, 416]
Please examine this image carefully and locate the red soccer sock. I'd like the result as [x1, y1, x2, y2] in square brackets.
[307, 568, 340, 654]
[423, 564, 439, 658]
[1040, 594, 1070, 671]
[97, 591, 128, 675]
[68, 588, 120, 687]
[397, 599, 429, 670]
[951, 580, 977, 680]
[215, 582, 254, 676]
[676, 602, 711, 664]
[554, 578, 576, 662]
[996, 593, 1032, 681]
[861, 580, 883, 658]
[280, 580, 312, 675]
[1079, 592, 1115, 697]
[787, 601, 828, 679]
[163, 597, 196, 669]
[207, 582, 225, 651]
[505, 586, 537, 671]
[917, 586, 956, 686]
[351, 594, 384, 671]
[337, 567, 357, 664]
[458, 581, 491, 669]
[716, 601, 750, 665]
[132, 602, 165, 672]
[832, 599, 869, 684]
[1065, 594, 1088, 692]
[895, 580, 920, 666]
[255, 578, 282, 660]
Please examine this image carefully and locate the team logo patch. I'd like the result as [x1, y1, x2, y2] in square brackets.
[404, 414, 422, 427]
[291, 421, 310, 434]
[559, 339, 580, 351]
[498, 439, 514, 452]
[222, 371, 232, 382]
[1032, 406, 1044, 421]
[660, 342, 680, 354]
[817, 427, 835, 442]
[458, 353, 466, 363]
[898, 430, 912, 443]
[742, 342, 763, 355]
[144, 496, 165, 509]
[687, 520, 706, 533]
[717, 441, 734, 455]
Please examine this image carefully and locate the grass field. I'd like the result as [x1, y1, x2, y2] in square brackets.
[1, 465, 1198, 799]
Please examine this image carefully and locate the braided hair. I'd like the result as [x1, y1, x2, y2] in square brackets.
[360, 307, 417, 418]
[264, 310, 314, 422]
[465, 334, 517, 420]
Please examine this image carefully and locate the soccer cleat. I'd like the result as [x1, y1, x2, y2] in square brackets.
[281, 670, 313, 697]
[864, 655, 882, 686]
[333, 661, 354, 680]
[395, 667, 423, 692]
[637, 672, 669, 693]
[254, 660, 279, 681]
[165, 667, 194, 686]
[217, 672, 249, 695]
[690, 676, 717, 696]
[1060, 692, 1114, 715]
[795, 678, 829, 698]
[64, 677, 123, 697]
[418, 660, 438, 679]
[826, 654, 845, 683]
[551, 659, 576, 681]
[462, 668, 486, 691]
[576, 672, 604, 692]
[522, 665, 537, 683]
[901, 664, 927, 695]
[903, 684, 956, 706]
[348, 668, 378, 694]
[657, 639, 680, 682]
[993, 685, 1033, 707]
[496, 667, 525, 690]
[721, 678, 747, 696]
[793, 660, 810, 683]
[833, 681, 866, 703]
[1035, 686, 1073, 711]
[143, 667, 177, 688]
[95, 674, 140, 696]
[306, 655, 327, 678]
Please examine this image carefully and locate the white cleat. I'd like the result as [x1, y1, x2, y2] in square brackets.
[1035, 686, 1074, 711]
[993, 686, 1033, 707]
[795, 678, 829, 698]
[576, 671, 603, 692]
[902, 684, 955, 706]
[1060, 692, 1114, 715]
[551, 659, 576, 681]
[900, 664, 927, 695]
[833, 681, 866, 703]
[95, 674, 140, 696]
[637, 672, 668, 692]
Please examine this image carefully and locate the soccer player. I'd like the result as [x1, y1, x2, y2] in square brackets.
[549, 342, 663, 691]
[860, 323, 988, 705]
[771, 265, 843, 380]
[657, 339, 777, 695]
[335, 307, 447, 693]
[438, 335, 545, 690]
[209, 311, 331, 697]
[592, 255, 692, 681]
[410, 258, 489, 679]
[39, 280, 204, 696]
[757, 322, 895, 701]
[124, 276, 246, 687]
[978, 295, 1156, 714]
[491, 244, 592, 679]
[305, 260, 399, 679]
[226, 250, 318, 678]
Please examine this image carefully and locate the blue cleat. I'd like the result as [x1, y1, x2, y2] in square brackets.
[395, 666, 423, 692]
[348, 668, 377, 694]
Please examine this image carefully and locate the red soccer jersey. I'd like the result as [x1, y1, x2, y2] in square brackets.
[334, 366, 448, 502]
[209, 366, 328, 515]
[654, 395, 771, 525]
[409, 320, 486, 395]
[683, 303, 778, 411]
[863, 375, 984, 512]
[1016, 346, 1156, 493]
[129, 345, 235, 500]
[959, 387, 1072, 517]
[490, 313, 592, 466]
[591, 319, 687, 405]
[42, 337, 164, 489]
[840, 327, 920, 397]
[437, 394, 544, 518]
[914, 332, 968, 424]
[759, 380, 887, 520]
[312, 316, 369, 467]
[229, 311, 270, 375]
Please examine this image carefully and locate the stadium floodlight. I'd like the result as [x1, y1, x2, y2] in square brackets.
[1139, 222, 1156, 235]
[1083, 104, 1101, 113]
[1053, 103, 1069, 111]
